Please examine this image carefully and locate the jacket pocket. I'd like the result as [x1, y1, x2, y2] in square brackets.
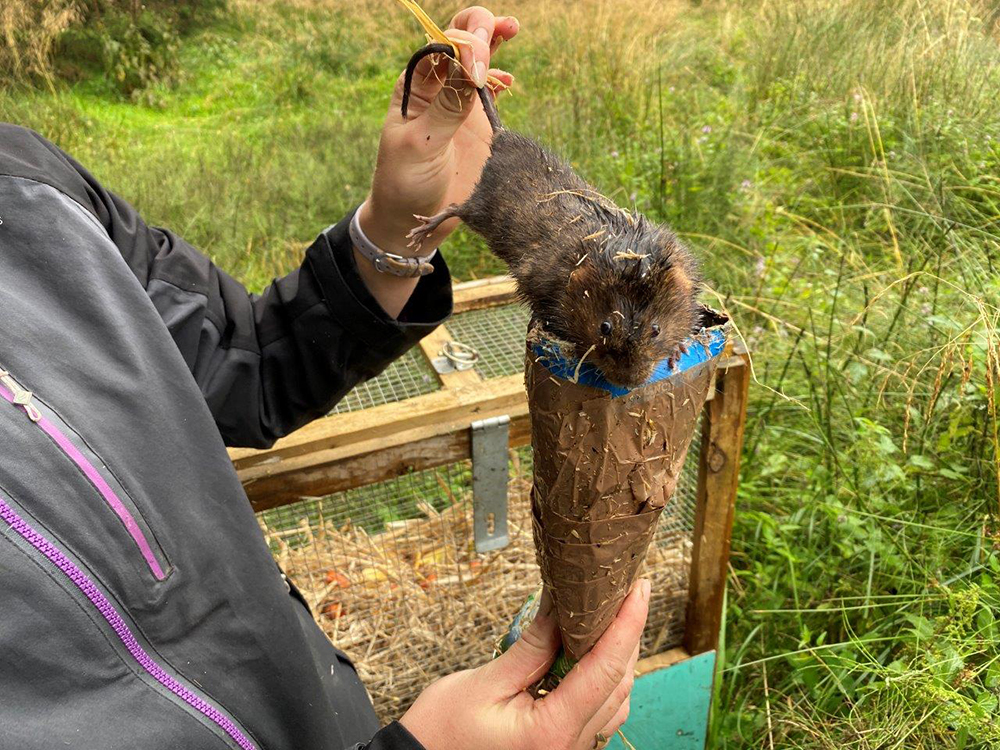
[0, 489, 259, 750]
[0, 363, 172, 580]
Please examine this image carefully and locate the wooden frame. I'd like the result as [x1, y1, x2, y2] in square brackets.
[231, 276, 750, 662]
[684, 343, 750, 657]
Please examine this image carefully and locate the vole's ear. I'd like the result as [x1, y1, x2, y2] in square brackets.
[649, 235, 697, 294]
[666, 263, 696, 295]
[568, 253, 596, 289]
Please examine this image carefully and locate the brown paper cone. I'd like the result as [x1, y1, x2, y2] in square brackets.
[526, 323, 723, 661]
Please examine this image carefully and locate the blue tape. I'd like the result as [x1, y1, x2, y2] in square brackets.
[531, 326, 728, 398]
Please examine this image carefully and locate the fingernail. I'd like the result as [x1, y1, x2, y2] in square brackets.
[472, 60, 487, 88]
[474, 26, 490, 44]
[642, 579, 651, 602]
[627, 579, 641, 601]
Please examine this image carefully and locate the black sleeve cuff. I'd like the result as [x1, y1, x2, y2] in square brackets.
[305, 206, 453, 358]
[356, 721, 427, 750]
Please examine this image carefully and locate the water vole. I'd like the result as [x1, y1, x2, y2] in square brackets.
[402, 44, 702, 388]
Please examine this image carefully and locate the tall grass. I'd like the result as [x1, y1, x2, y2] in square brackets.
[677, 1, 1000, 746]
[1, 1, 224, 96]
[0, 0, 80, 84]
[1, 0, 998, 746]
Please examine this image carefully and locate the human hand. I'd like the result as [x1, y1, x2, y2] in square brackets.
[359, 6, 518, 256]
[399, 579, 650, 750]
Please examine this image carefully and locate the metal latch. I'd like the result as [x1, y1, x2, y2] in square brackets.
[432, 340, 480, 374]
[471, 415, 511, 552]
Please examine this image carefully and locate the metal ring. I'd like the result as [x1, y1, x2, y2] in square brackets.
[442, 340, 479, 371]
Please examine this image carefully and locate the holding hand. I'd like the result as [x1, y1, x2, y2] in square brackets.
[361, 6, 517, 256]
[400, 579, 651, 750]
[352, 5, 516, 318]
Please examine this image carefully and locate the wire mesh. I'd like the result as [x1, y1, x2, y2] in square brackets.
[331, 347, 439, 413]
[259, 450, 540, 721]
[257, 422, 702, 723]
[641, 427, 700, 657]
[445, 304, 531, 379]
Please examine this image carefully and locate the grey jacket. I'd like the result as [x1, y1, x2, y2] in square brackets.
[0, 124, 448, 749]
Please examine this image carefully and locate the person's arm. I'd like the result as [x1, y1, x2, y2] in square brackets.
[0, 9, 517, 449]
[0, 128, 448, 448]
[354, 6, 518, 319]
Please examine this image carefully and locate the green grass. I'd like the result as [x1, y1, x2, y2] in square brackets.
[3, 0, 1000, 746]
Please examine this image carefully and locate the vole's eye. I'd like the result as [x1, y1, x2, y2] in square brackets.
[600, 320, 612, 336]
[651, 324, 661, 338]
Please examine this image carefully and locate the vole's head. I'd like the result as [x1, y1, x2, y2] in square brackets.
[552, 220, 701, 388]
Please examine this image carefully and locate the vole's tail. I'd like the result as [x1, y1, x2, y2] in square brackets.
[402, 43, 503, 133]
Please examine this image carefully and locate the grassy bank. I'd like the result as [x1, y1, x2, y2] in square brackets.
[3, 0, 999, 747]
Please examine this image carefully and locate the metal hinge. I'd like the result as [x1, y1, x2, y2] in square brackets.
[471, 415, 511, 553]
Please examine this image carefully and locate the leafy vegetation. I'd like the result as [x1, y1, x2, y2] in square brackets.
[1, 1, 221, 96]
[2, 0, 999, 746]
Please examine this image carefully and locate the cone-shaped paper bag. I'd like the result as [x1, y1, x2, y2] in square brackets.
[526, 311, 728, 661]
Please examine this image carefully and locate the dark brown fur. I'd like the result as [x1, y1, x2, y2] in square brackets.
[403, 49, 702, 388]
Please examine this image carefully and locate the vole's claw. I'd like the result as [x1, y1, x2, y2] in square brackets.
[667, 343, 688, 371]
[405, 204, 462, 253]
[406, 217, 433, 250]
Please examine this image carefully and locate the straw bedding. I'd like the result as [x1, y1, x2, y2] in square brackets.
[260, 466, 693, 722]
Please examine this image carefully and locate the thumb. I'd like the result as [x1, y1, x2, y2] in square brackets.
[482, 590, 562, 695]
[423, 28, 491, 138]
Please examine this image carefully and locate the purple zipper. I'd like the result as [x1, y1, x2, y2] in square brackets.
[0, 493, 258, 750]
[0, 376, 166, 580]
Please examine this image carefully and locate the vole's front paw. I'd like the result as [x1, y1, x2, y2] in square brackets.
[406, 204, 461, 250]
[406, 217, 436, 250]
[667, 342, 690, 370]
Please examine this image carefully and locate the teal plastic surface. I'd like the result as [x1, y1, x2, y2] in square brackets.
[608, 651, 715, 750]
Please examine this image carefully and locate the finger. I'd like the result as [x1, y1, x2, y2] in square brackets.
[422, 29, 491, 136]
[603, 698, 631, 742]
[581, 641, 640, 745]
[491, 15, 520, 53]
[582, 698, 631, 750]
[450, 6, 495, 85]
[545, 579, 650, 729]
[487, 68, 514, 94]
[388, 52, 450, 119]
[446, 27, 490, 89]
[450, 5, 497, 48]
[480, 590, 561, 695]
[389, 21, 491, 121]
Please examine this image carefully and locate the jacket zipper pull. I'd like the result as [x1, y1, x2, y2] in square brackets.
[0, 368, 42, 423]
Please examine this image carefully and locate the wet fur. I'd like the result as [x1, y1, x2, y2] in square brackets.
[458, 134, 701, 386]
[401, 50, 702, 387]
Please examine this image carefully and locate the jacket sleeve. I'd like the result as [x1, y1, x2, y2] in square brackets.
[354, 722, 426, 750]
[0, 124, 452, 448]
[146, 213, 452, 449]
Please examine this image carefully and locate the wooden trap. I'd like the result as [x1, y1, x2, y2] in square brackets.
[230, 276, 749, 749]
